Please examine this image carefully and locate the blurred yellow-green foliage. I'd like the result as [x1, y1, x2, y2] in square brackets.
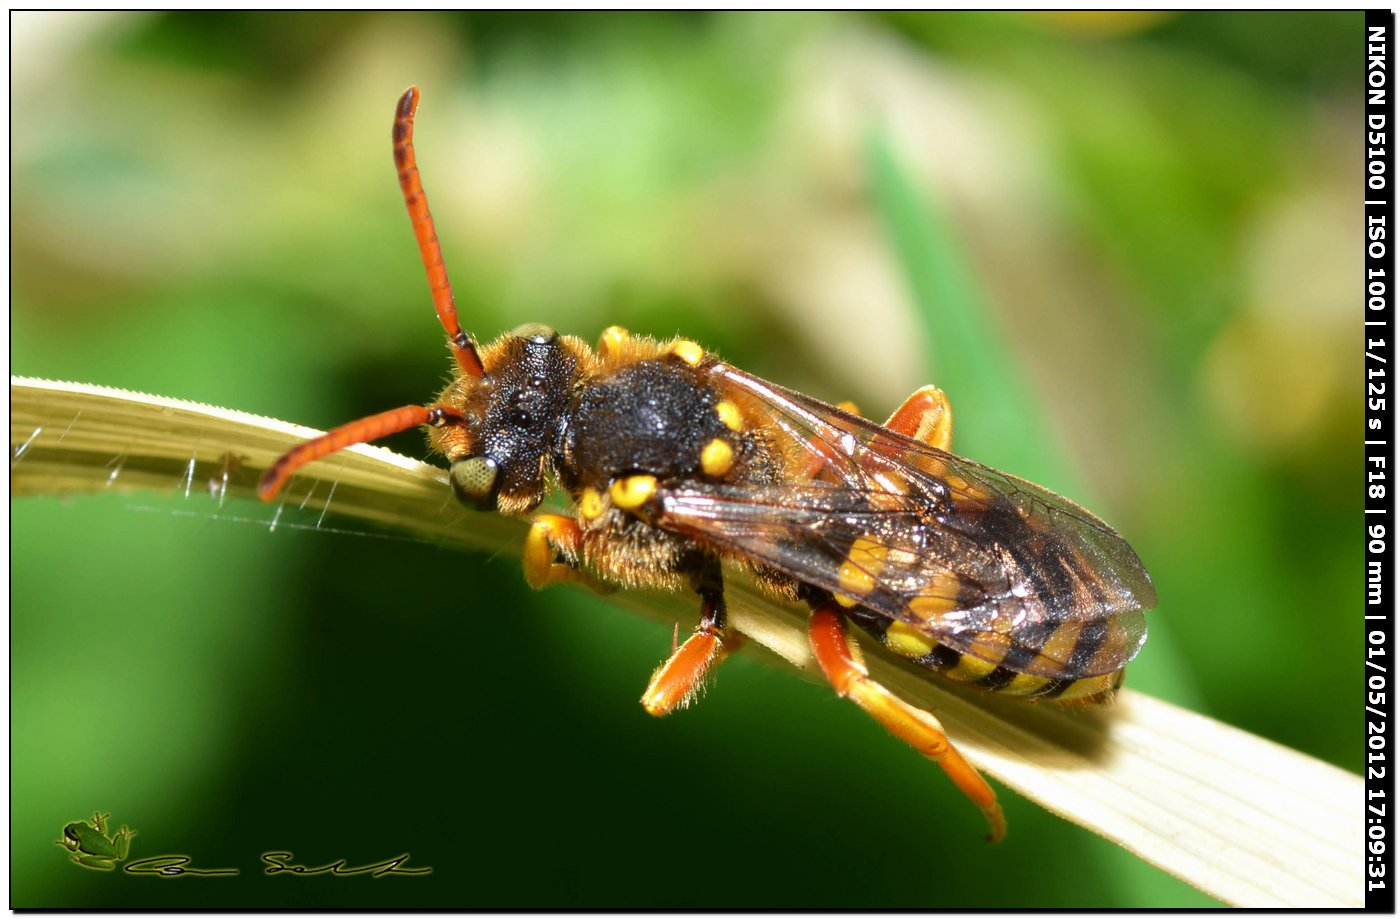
[12, 11, 1360, 908]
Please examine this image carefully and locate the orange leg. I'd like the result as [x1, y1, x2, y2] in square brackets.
[882, 385, 953, 451]
[795, 388, 953, 482]
[808, 602, 1005, 842]
[523, 514, 610, 592]
[641, 567, 729, 716]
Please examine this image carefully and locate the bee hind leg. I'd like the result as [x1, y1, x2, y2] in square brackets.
[883, 385, 954, 451]
[641, 560, 731, 716]
[807, 601, 1005, 842]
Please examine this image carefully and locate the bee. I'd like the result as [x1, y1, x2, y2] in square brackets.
[259, 87, 1157, 842]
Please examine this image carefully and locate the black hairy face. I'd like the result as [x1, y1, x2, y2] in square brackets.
[456, 326, 578, 511]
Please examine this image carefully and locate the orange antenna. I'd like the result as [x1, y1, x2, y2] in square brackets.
[393, 86, 484, 378]
[258, 404, 461, 500]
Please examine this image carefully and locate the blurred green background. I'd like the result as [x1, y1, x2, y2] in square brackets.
[12, 11, 1360, 908]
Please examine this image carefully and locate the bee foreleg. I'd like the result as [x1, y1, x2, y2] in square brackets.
[882, 385, 954, 452]
[640, 561, 729, 716]
[523, 514, 611, 593]
[807, 601, 1005, 842]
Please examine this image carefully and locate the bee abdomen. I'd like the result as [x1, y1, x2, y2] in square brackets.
[854, 613, 1124, 701]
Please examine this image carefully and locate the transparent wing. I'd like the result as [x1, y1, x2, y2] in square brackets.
[653, 365, 1155, 680]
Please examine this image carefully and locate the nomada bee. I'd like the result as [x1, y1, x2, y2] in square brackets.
[260, 87, 1158, 841]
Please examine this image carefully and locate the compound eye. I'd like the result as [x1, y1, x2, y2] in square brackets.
[450, 456, 499, 510]
[510, 322, 557, 345]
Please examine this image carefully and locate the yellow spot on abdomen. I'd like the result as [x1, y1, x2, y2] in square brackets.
[909, 595, 957, 619]
[967, 632, 1012, 667]
[610, 475, 658, 510]
[885, 621, 937, 658]
[700, 438, 734, 477]
[908, 570, 964, 621]
[1054, 673, 1121, 702]
[1032, 622, 1083, 673]
[886, 546, 919, 568]
[837, 535, 887, 601]
[945, 654, 999, 683]
[1002, 673, 1052, 696]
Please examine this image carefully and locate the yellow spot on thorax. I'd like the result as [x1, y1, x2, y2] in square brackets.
[598, 326, 630, 360]
[715, 400, 743, 432]
[610, 475, 658, 510]
[578, 487, 605, 520]
[700, 438, 734, 477]
[668, 339, 706, 366]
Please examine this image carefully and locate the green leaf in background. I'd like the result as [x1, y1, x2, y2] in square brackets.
[11, 10, 1363, 909]
[867, 132, 1209, 905]
[867, 130, 1064, 481]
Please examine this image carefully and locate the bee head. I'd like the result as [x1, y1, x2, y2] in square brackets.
[430, 323, 580, 516]
[257, 91, 585, 511]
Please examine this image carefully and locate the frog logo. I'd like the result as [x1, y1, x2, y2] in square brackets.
[56, 811, 136, 871]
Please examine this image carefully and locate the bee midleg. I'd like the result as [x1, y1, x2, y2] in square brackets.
[640, 557, 730, 716]
[881, 385, 953, 451]
[523, 513, 612, 593]
[807, 601, 1006, 842]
